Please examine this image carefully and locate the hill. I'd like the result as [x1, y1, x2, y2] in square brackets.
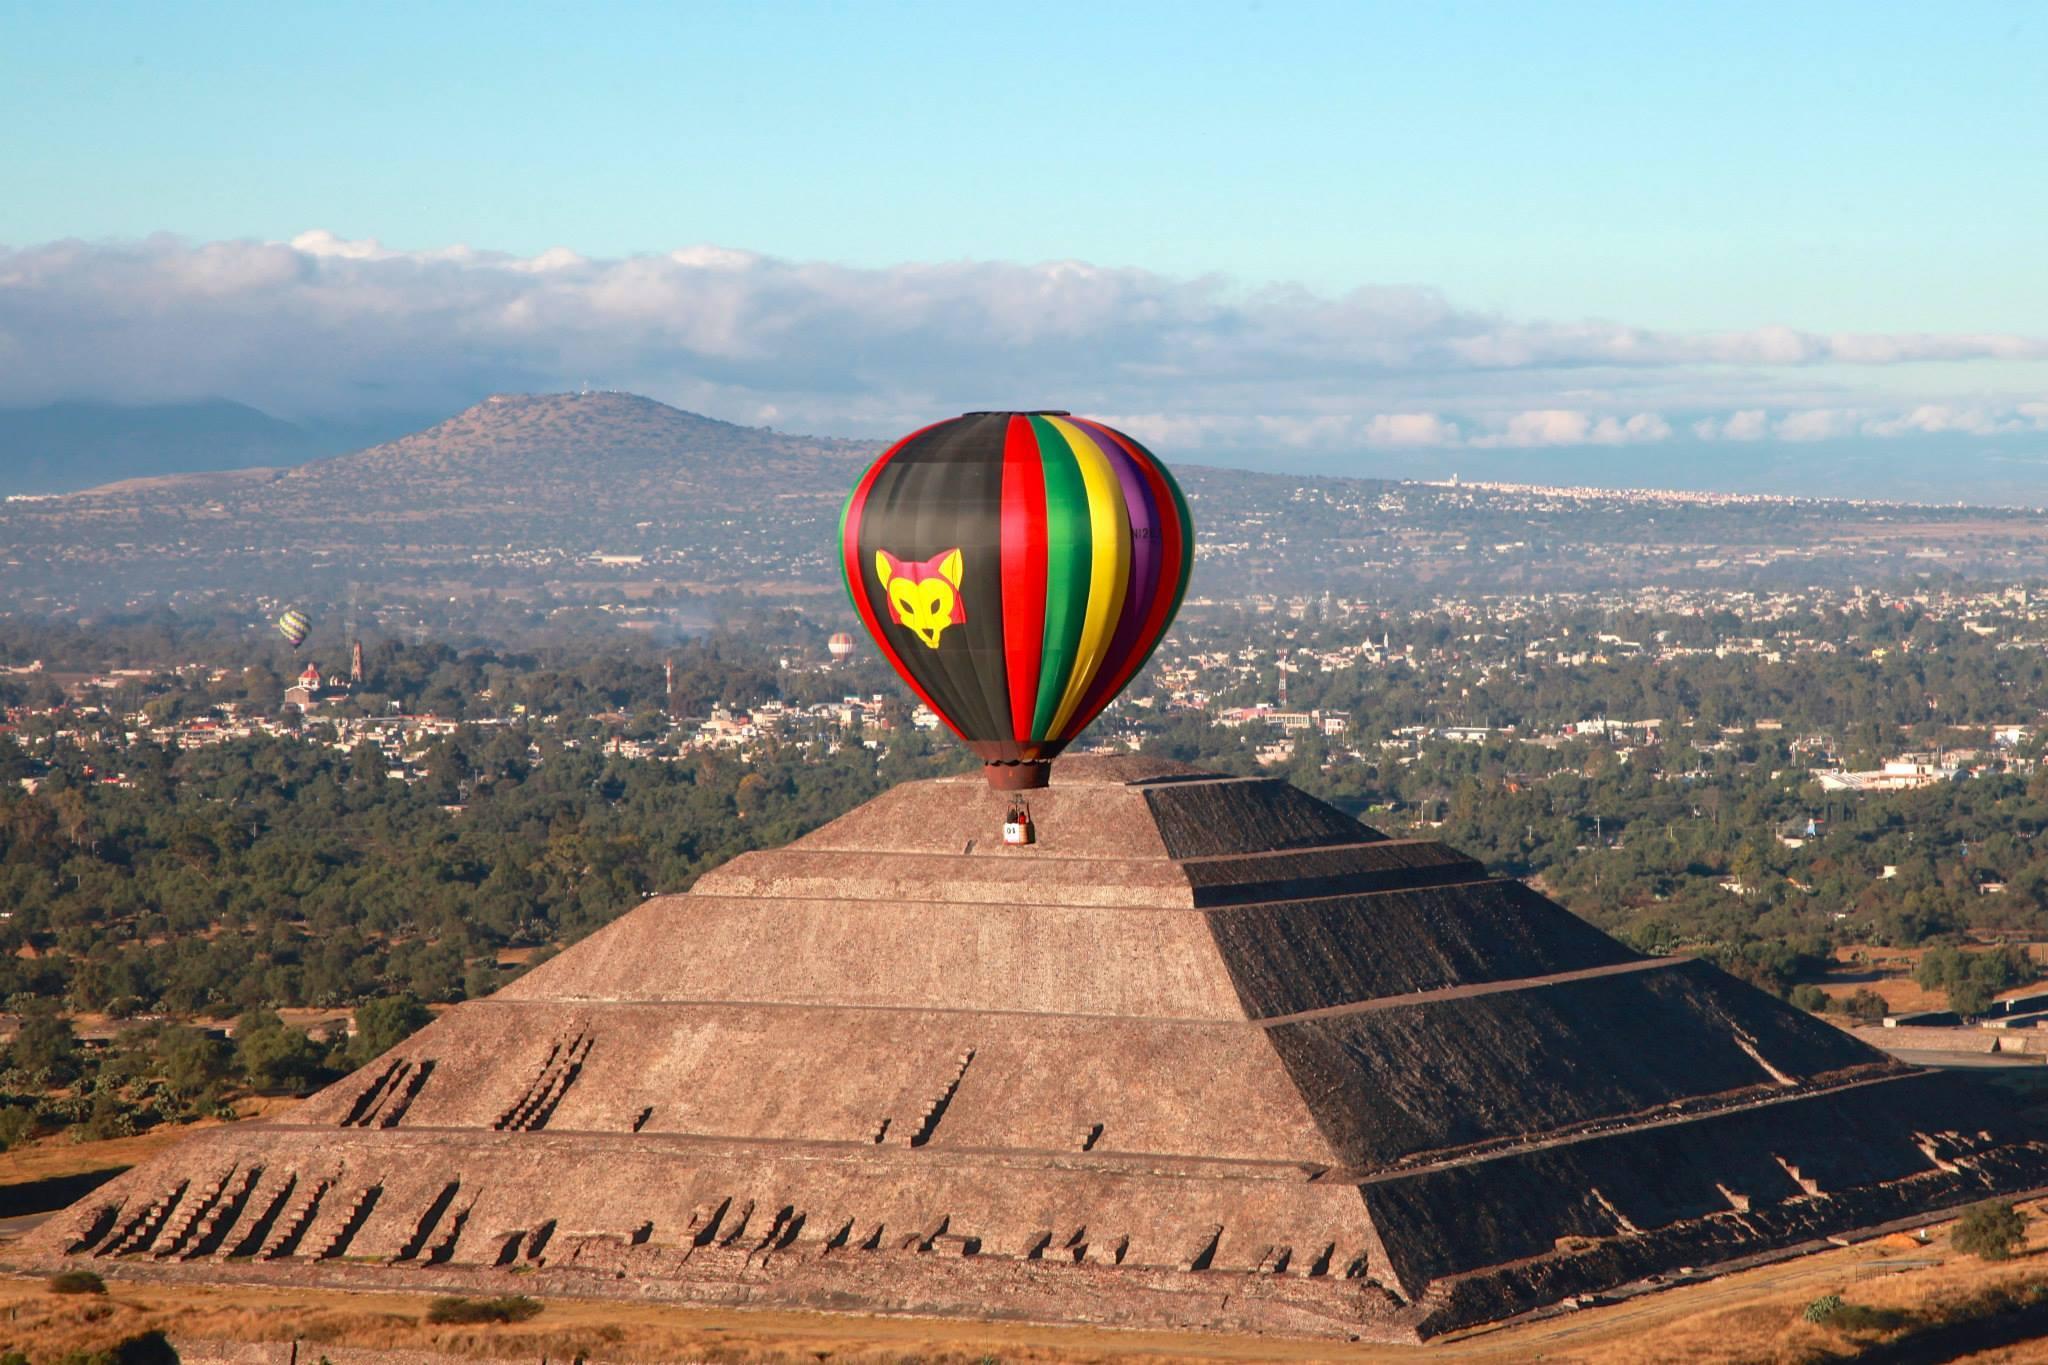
[0, 399, 319, 495]
[0, 391, 882, 609]
[0, 399, 443, 496]
[279, 391, 871, 509]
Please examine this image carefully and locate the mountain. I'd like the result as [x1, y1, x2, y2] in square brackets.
[0, 391, 884, 609]
[279, 391, 873, 510]
[0, 399, 438, 496]
[0, 399, 314, 495]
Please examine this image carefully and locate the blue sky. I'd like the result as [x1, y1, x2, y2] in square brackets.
[2, 1, 2046, 490]
[10, 0, 2044, 328]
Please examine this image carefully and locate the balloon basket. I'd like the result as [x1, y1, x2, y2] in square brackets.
[983, 760, 1051, 790]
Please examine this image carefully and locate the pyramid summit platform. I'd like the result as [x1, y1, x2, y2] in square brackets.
[25, 757, 2048, 1340]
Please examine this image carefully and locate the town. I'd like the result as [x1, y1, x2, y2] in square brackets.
[12, 575, 2048, 787]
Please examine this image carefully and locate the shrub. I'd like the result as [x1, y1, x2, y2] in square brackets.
[1801, 1292, 1908, 1331]
[81, 1091, 139, 1141]
[103, 1331, 178, 1365]
[425, 1294, 543, 1324]
[0, 1105, 36, 1150]
[47, 1269, 107, 1295]
[1790, 983, 1829, 1012]
[1829, 1302, 1908, 1332]
[1954, 1199, 2029, 1261]
[1843, 988, 1889, 1022]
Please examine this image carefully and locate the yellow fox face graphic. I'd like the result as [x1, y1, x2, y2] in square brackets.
[875, 548, 965, 649]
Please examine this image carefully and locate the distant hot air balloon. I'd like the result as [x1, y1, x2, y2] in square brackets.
[827, 631, 857, 660]
[277, 608, 311, 650]
[840, 412, 1193, 789]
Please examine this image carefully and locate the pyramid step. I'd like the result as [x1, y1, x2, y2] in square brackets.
[311, 1184, 383, 1259]
[98, 1180, 189, 1257]
[219, 1170, 296, 1260]
[905, 1049, 976, 1147]
[60, 1202, 122, 1256]
[495, 1033, 592, 1131]
[391, 1181, 462, 1262]
[258, 1178, 331, 1260]
[164, 1166, 263, 1260]
[421, 1201, 474, 1265]
[341, 1060, 408, 1127]
[374, 1059, 435, 1126]
[152, 1167, 237, 1258]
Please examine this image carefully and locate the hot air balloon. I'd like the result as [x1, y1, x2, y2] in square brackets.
[827, 631, 857, 661]
[839, 411, 1193, 789]
[276, 608, 311, 650]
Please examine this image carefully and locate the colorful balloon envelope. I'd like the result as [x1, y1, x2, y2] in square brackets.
[839, 412, 1193, 788]
[276, 608, 310, 649]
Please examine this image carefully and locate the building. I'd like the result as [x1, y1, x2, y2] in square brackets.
[283, 663, 322, 709]
[1814, 759, 1960, 792]
[33, 758, 2048, 1341]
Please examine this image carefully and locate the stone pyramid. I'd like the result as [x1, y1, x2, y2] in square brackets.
[27, 758, 2048, 1340]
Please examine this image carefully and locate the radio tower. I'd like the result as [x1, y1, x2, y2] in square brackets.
[664, 657, 676, 717]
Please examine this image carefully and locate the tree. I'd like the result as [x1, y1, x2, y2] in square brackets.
[1953, 1199, 2028, 1260]
[351, 993, 432, 1064]
[1789, 983, 1829, 1013]
[233, 1011, 324, 1093]
[8, 1002, 79, 1082]
[1728, 840, 1768, 896]
[155, 1024, 229, 1101]
[1948, 976, 1993, 1019]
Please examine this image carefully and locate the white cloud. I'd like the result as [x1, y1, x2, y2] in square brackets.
[289, 229, 392, 260]
[1483, 409, 1594, 448]
[1, 232, 2045, 453]
[1463, 410, 1673, 450]
[1862, 404, 2031, 438]
[1095, 411, 1461, 450]
[1693, 409, 1770, 441]
[1360, 412, 1460, 447]
[1591, 412, 1671, 444]
[1774, 409, 1859, 442]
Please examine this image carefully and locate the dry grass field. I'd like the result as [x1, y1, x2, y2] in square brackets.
[1817, 942, 2048, 1018]
[4, 1199, 2048, 1363]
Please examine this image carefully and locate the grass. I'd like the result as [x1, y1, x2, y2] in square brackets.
[1794, 1275, 2048, 1361]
